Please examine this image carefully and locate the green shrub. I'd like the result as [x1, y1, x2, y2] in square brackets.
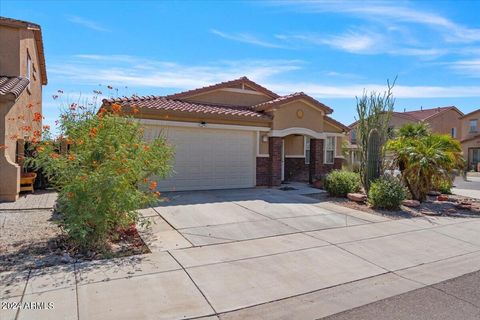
[432, 178, 453, 194]
[324, 170, 361, 197]
[368, 176, 406, 210]
[27, 102, 174, 251]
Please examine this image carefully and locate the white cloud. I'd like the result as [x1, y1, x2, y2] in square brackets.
[265, 81, 480, 99]
[321, 31, 382, 54]
[49, 54, 480, 100]
[278, 1, 480, 43]
[68, 16, 109, 32]
[450, 59, 480, 77]
[210, 29, 285, 48]
[49, 55, 303, 90]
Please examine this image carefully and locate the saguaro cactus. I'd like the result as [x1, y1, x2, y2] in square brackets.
[366, 128, 381, 191]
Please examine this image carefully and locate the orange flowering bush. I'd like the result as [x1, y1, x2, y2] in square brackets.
[27, 102, 173, 250]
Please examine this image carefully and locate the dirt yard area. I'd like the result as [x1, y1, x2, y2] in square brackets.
[0, 208, 148, 272]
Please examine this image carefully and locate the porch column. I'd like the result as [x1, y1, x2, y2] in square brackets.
[309, 138, 324, 183]
[269, 137, 282, 186]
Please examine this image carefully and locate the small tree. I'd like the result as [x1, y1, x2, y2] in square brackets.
[387, 123, 464, 201]
[355, 78, 396, 191]
[26, 101, 174, 250]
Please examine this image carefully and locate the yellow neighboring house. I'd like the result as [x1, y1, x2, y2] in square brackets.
[460, 109, 480, 171]
[0, 17, 47, 201]
[346, 106, 464, 168]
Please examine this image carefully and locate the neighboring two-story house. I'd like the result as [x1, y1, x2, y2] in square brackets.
[0, 17, 47, 201]
[460, 109, 480, 171]
[347, 106, 464, 168]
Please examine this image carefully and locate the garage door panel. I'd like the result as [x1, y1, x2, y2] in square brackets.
[146, 126, 256, 191]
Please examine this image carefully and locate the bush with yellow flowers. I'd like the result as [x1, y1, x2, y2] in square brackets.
[27, 102, 173, 251]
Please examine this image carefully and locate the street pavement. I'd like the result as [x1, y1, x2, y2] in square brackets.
[324, 270, 480, 320]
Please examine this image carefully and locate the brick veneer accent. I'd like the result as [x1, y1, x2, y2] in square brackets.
[256, 157, 270, 186]
[269, 137, 282, 186]
[285, 158, 309, 182]
[309, 138, 324, 183]
[309, 138, 338, 182]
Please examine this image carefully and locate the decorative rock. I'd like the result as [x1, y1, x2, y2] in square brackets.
[437, 195, 449, 201]
[456, 203, 472, 210]
[422, 210, 441, 216]
[428, 191, 441, 196]
[60, 253, 74, 264]
[347, 193, 367, 202]
[402, 199, 421, 208]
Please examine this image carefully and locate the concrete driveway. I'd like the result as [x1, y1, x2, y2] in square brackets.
[2, 187, 480, 320]
[453, 174, 480, 199]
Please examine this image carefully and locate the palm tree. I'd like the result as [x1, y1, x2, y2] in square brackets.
[387, 124, 464, 201]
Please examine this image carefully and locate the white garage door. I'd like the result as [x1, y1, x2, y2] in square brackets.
[144, 125, 256, 191]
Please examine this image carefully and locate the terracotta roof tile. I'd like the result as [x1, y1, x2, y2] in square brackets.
[254, 92, 333, 114]
[103, 96, 271, 120]
[164, 76, 279, 100]
[402, 106, 461, 121]
[0, 76, 30, 99]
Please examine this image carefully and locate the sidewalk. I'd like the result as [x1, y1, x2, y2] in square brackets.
[2, 212, 480, 319]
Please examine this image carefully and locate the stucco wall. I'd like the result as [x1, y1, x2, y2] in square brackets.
[429, 109, 462, 139]
[324, 121, 343, 133]
[0, 26, 20, 76]
[284, 135, 304, 156]
[182, 89, 272, 106]
[3, 28, 43, 162]
[460, 110, 480, 141]
[0, 25, 44, 201]
[271, 101, 324, 132]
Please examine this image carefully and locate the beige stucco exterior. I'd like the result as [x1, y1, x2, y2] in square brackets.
[182, 88, 272, 107]
[270, 100, 325, 132]
[428, 108, 462, 138]
[0, 20, 45, 201]
[284, 135, 304, 156]
[460, 109, 480, 143]
[460, 109, 480, 170]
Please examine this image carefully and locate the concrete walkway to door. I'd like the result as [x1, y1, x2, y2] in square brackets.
[3, 187, 480, 320]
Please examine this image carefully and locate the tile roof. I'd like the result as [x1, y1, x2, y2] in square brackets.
[461, 133, 480, 143]
[0, 76, 30, 100]
[402, 106, 462, 121]
[103, 96, 271, 120]
[460, 109, 480, 119]
[0, 16, 47, 85]
[253, 92, 333, 114]
[348, 106, 463, 127]
[164, 76, 279, 100]
[325, 115, 349, 132]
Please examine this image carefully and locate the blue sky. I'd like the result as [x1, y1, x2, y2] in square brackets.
[2, 0, 480, 129]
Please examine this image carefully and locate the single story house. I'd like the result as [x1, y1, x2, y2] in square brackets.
[460, 109, 480, 171]
[102, 77, 348, 191]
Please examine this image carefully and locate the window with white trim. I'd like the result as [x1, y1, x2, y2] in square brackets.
[325, 136, 335, 164]
[305, 137, 311, 164]
[451, 127, 457, 138]
[470, 119, 478, 133]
